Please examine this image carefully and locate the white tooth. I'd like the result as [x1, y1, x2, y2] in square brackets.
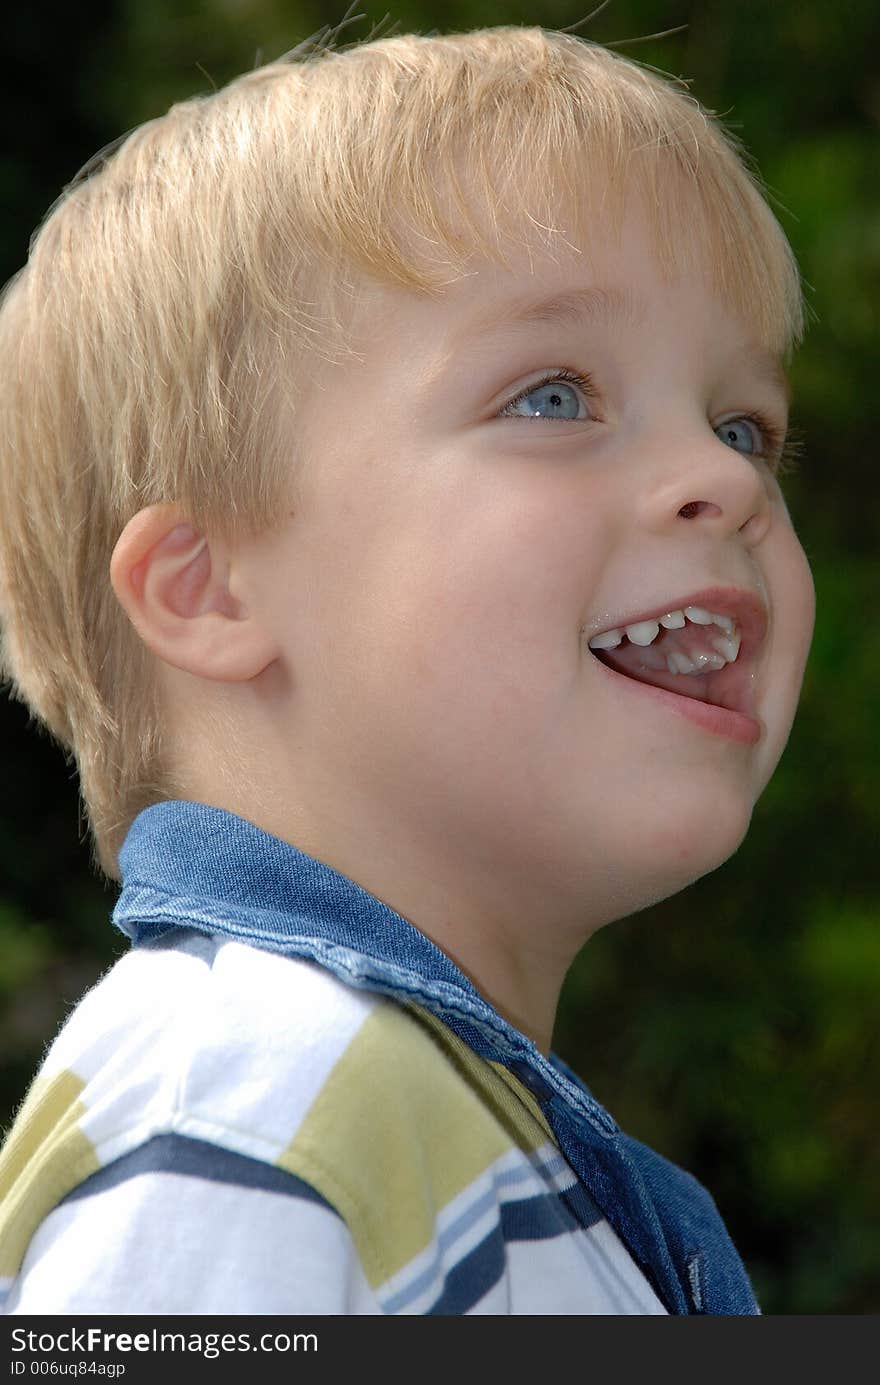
[659, 610, 686, 629]
[683, 605, 714, 625]
[692, 650, 727, 671]
[711, 632, 741, 663]
[709, 611, 735, 633]
[625, 619, 661, 646]
[667, 650, 698, 674]
[588, 628, 624, 650]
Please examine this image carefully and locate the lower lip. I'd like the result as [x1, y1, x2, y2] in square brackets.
[593, 657, 763, 745]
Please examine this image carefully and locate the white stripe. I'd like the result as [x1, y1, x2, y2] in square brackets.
[584, 1218, 669, 1313]
[5, 1170, 382, 1315]
[506, 1231, 667, 1314]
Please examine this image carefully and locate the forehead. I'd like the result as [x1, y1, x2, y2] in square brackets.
[421, 278, 792, 407]
[334, 182, 791, 405]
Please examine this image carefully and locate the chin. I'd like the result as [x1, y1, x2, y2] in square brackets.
[645, 788, 755, 897]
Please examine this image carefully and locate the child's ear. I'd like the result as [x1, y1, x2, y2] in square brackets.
[109, 503, 279, 682]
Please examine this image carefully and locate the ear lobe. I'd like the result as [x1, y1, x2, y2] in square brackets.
[109, 504, 278, 683]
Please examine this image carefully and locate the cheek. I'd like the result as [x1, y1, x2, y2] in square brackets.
[373, 533, 576, 691]
[776, 528, 816, 689]
[747, 529, 815, 794]
[794, 546, 817, 667]
[770, 496, 815, 642]
[403, 614, 564, 743]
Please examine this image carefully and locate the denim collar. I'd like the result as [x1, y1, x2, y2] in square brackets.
[112, 799, 617, 1135]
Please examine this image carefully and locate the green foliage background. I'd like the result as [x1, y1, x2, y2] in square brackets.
[2, 1, 877, 1313]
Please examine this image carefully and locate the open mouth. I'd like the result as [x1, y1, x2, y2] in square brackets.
[592, 618, 734, 705]
[585, 591, 768, 743]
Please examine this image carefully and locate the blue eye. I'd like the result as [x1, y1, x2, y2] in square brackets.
[500, 369, 594, 421]
[716, 418, 761, 455]
[497, 375, 792, 473]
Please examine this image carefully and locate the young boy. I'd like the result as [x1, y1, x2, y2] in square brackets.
[0, 22, 814, 1314]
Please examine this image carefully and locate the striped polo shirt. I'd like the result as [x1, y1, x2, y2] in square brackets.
[0, 801, 763, 1314]
[0, 929, 666, 1314]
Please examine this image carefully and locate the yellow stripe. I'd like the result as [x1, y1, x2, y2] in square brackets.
[408, 1007, 555, 1142]
[0, 1070, 99, 1278]
[277, 1000, 555, 1289]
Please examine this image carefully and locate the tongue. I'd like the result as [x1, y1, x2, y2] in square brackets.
[593, 624, 721, 702]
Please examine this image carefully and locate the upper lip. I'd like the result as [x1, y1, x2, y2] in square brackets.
[588, 586, 770, 717]
[591, 586, 768, 653]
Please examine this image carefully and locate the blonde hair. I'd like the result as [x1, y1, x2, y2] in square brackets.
[0, 22, 806, 884]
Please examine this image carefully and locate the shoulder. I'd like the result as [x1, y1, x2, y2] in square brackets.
[0, 937, 384, 1309]
[27, 933, 382, 1162]
[1, 936, 380, 1238]
[4, 935, 526, 1198]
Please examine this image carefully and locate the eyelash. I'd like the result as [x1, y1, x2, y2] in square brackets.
[501, 367, 804, 478]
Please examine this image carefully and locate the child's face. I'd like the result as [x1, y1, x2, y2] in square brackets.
[244, 188, 814, 966]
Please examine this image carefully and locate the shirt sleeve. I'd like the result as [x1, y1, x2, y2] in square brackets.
[4, 1132, 382, 1315]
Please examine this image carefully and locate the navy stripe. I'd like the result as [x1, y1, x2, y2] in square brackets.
[500, 1188, 577, 1242]
[59, 1133, 339, 1214]
[426, 1224, 506, 1314]
[499, 1179, 604, 1243]
[422, 1181, 605, 1313]
[559, 1179, 604, 1229]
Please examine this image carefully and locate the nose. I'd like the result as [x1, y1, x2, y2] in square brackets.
[638, 428, 773, 548]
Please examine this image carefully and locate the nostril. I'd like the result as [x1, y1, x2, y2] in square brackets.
[678, 500, 724, 520]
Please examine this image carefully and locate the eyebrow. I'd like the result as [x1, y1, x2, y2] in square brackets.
[430, 283, 792, 406]
[460, 284, 648, 337]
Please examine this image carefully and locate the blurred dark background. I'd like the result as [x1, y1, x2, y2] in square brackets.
[1, 1, 877, 1313]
